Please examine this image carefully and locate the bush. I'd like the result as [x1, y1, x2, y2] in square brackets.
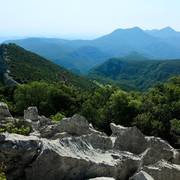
[0, 120, 30, 136]
[51, 112, 66, 121]
[0, 162, 6, 180]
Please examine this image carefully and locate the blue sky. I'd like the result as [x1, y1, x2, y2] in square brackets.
[1, 0, 180, 39]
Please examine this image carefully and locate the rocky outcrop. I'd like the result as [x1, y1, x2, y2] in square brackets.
[0, 102, 180, 180]
[0, 102, 12, 120]
[0, 102, 13, 129]
[25, 137, 141, 180]
[3, 73, 20, 86]
[112, 125, 147, 154]
[24, 107, 39, 121]
[129, 171, 154, 180]
[0, 133, 40, 180]
[140, 160, 180, 180]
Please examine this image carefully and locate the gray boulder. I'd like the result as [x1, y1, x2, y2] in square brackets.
[129, 171, 154, 180]
[82, 133, 113, 150]
[39, 114, 100, 139]
[110, 123, 128, 136]
[113, 125, 147, 154]
[25, 137, 142, 180]
[24, 107, 39, 121]
[56, 114, 97, 136]
[141, 160, 180, 180]
[140, 137, 176, 165]
[171, 151, 180, 165]
[0, 133, 40, 180]
[0, 102, 12, 120]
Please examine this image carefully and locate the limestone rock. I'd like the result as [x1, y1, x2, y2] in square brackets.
[1, 104, 180, 179]
[0, 133, 40, 180]
[113, 126, 147, 154]
[82, 133, 113, 150]
[110, 123, 128, 136]
[25, 137, 141, 180]
[129, 170, 154, 180]
[141, 160, 180, 180]
[24, 107, 39, 121]
[53, 114, 99, 136]
[0, 102, 12, 120]
[140, 137, 175, 165]
[171, 151, 180, 165]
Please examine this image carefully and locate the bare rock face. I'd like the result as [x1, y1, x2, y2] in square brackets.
[113, 125, 148, 154]
[1, 104, 180, 180]
[110, 123, 128, 136]
[25, 137, 141, 180]
[39, 114, 101, 139]
[129, 170, 154, 180]
[0, 133, 40, 180]
[24, 107, 39, 121]
[55, 114, 97, 136]
[82, 133, 113, 150]
[171, 151, 180, 165]
[141, 160, 180, 180]
[0, 102, 12, 120]
[140, 137, 176, 166]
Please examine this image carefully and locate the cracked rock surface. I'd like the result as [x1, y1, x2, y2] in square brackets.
[0, 103, 180, 180]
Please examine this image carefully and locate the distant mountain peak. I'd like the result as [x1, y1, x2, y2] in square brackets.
[161, 26, 176, 32]
[113, 26, 143, 33]
[146, 26, 180, 38]
[123, 51, 149, 60]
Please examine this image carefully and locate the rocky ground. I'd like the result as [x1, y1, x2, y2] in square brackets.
[0, 102, 180, 180]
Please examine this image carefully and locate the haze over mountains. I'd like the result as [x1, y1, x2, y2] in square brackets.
[4, 26, 180, 73]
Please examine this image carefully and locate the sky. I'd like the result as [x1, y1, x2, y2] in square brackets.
[0, 0, 180, 39]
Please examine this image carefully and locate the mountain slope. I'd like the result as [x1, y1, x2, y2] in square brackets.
[146, 26, 180, 38]
[0, 43, 96, 90]
[88, 58, 180, 91]
[4, 38, 111, 73]
[123, 51, 149, 60]
[5, 27, 180, 72]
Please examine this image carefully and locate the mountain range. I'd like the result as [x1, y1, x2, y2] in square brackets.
[4, 26, 180, 73]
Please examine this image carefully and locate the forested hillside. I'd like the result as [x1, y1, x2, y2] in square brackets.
[0, 43, 95, 90]
[88, 58, 180, 91]
[4, 38, 111, 73]
[1, 76, 180, 147]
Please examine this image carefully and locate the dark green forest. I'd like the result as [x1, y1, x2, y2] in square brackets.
[1, 76, 180, 147]
[0, 43, 95, 91]
[88, 57, 180, 91]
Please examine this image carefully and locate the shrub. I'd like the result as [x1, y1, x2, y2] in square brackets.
[0, 162, 6, 180]
[51, 112, 66, 121]
[0, 120, 30, 135]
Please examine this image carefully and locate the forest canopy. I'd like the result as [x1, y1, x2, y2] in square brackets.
[0, 76, 180, 147]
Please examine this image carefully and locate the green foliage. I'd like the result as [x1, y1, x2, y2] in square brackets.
[14, 81, 80, 117]
[0, 162, 6, 180]
[0, 120, 30, 135]
[170, 119, 180, 144]
[0, 75, 180, 147]
[51, 112, 66, 121]
[0, 43, 96, 91]
[88, 58, 180, 91]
